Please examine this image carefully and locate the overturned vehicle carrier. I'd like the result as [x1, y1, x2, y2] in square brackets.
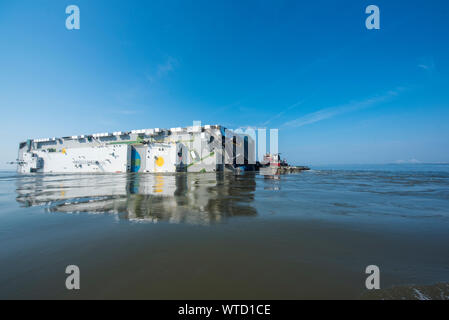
[16, 125, 256, 174]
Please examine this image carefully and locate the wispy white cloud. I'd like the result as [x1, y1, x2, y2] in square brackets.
[417, 57, 435, 72]
[395, 158, 421, 164]
[418, 64, 432, 71]
[261, 99, 307, 126]
[111, 109, 139, 115]
[146, 57, 178, 83]
[283, 88, 405, 128]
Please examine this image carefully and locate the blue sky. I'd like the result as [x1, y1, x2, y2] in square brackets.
[1, 0, 448, 167]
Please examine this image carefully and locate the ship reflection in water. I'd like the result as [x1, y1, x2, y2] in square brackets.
[15, 172, 258, 225]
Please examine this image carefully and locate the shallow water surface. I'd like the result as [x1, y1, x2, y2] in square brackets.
[0, 165, 448, 299]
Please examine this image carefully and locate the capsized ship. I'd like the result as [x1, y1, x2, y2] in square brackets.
[16, 125, 256, 174]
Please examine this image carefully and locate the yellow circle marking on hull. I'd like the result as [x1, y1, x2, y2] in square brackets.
[156, 156, 164, 167]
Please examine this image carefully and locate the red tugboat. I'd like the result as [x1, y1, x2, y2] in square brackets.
[258, 153, 309, 175]
[264, 153, 281, 166]
[259, 153, 282, 175]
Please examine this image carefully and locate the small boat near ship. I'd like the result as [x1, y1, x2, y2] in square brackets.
[258, 153, 309, 175]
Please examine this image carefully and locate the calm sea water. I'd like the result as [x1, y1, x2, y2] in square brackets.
[0, 164, 448, 299]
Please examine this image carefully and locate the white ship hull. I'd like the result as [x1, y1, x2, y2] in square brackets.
[17, 125, 255, 174]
